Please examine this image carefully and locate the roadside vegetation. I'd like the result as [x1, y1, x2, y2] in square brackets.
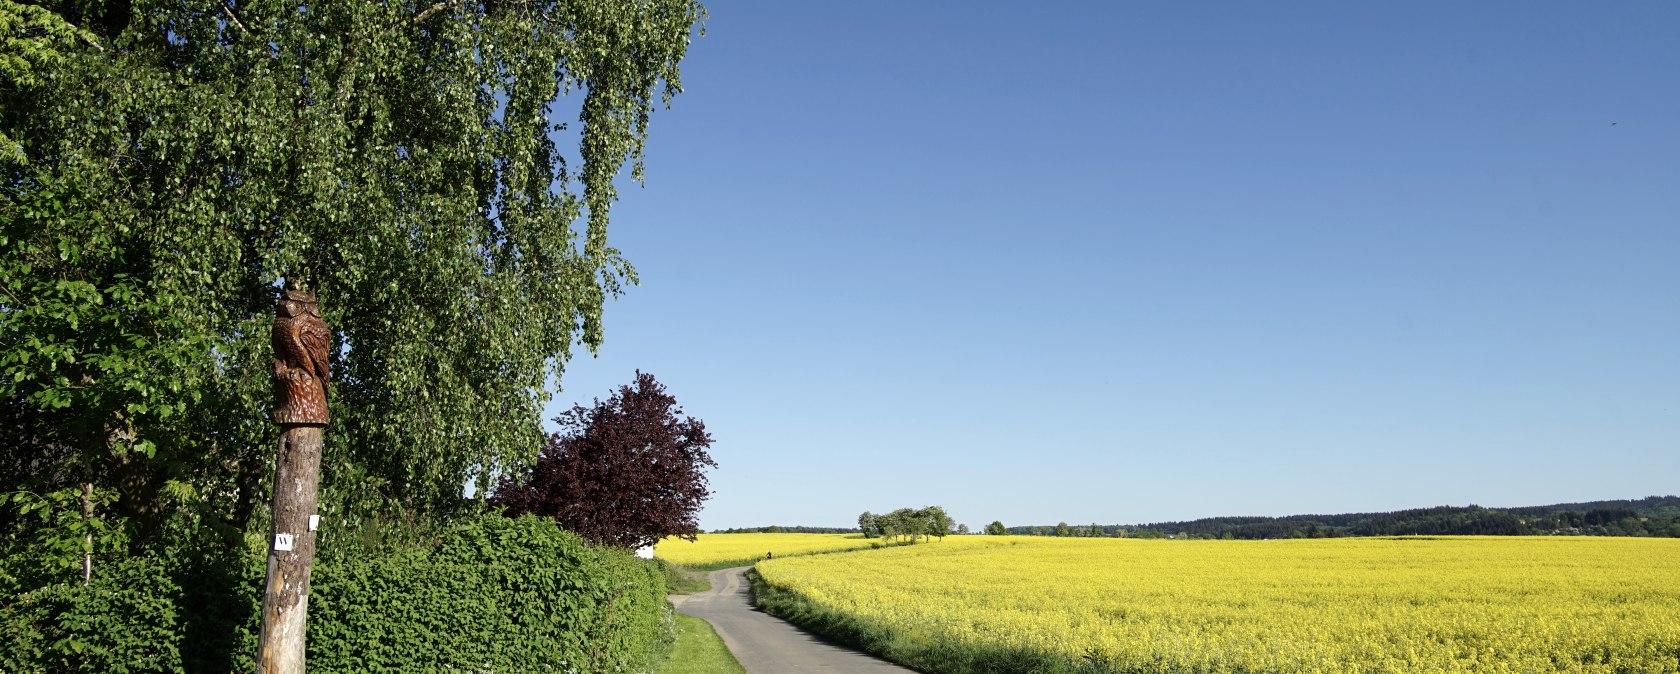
[656, 615, 747, 674]
[754, 535, 1680, 674]
[2, 514, 676, 673]
[658, 559, 712, 594]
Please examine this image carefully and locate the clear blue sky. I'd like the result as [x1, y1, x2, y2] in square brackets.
[545, 1, 1679, 531]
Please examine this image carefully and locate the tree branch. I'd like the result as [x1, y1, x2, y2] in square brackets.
[222, 3, 249, 35]
[413, 0, 469, 25]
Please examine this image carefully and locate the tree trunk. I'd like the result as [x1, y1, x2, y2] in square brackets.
[256, 426, 323, 674]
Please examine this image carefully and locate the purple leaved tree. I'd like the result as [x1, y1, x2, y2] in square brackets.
[494, 372, 716, 548]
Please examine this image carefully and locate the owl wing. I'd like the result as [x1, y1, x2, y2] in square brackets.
[300, 316, 331, 382]
[273, 318, 306, 368]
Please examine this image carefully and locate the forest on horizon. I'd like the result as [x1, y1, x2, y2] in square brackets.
[717, 495, 1680, 539]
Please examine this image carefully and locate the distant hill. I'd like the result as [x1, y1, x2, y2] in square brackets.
[1008, 495, 1680, 539]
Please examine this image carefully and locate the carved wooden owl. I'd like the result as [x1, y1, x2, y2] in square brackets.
[275, 296, 330, 380]
[273, 290, 331, 425]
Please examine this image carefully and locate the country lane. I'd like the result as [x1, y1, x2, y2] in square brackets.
[669, 566, 919, 674]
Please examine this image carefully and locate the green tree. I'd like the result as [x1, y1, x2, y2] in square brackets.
[986, 520, 1007, 536]
[921, 505, 952, 542]
[0, 1, 96, 162]
[2, 0, 705, 557]
[857, 511, 878, 538]
[1055, 521, 1071, 537]
[886, 508, 923, 543]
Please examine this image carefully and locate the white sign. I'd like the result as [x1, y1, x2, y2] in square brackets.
[274, 533, 295, 552]
[308, 515, 320, 531]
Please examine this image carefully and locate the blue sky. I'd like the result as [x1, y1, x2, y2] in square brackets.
[545, 1, 1679, 531]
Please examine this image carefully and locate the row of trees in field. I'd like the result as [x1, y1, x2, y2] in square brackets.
[857, 507, 955, 543]
[711, 525, 859, 534]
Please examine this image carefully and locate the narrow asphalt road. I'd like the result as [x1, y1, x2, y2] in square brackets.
[670, 566, 919, 674]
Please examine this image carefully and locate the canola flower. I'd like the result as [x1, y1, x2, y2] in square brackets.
[653, 533, 880, 569]
[756, 536, 1680, 674]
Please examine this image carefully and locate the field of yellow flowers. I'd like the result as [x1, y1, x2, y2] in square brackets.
[754, 535, 1680, 674]
[653, 532, 880, 569]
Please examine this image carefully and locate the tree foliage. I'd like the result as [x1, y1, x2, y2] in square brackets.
[857, 511, 877, 538]
[1, 0, 705, 554]
[858, 506, 953, 544]
[0, 0, 95, 162]
[492, 372, 716, 548]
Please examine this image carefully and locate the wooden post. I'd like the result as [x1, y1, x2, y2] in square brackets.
[257, 285, 332, 674]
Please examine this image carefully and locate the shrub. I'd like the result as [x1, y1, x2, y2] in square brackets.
[1, 555, 185, 674]
[3, 514, 673, 673]
[307, 513, 674, 673]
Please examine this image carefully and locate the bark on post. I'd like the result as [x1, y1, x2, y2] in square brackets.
[257, 286, 331, 674]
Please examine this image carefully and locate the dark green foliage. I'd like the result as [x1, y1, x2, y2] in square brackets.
[167, 544, 263, 674]
[2, 0, 706, 549]
[307, 514, 673, 674]
[5, 2, 698, 669]
[858, 506, 953, 543]
[2, 514, 673, 673]
[1, 555, 185, 674]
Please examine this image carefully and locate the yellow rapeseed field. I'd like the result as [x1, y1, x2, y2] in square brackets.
[653, 533, 879, 569]
[756, 536, 1680, 674]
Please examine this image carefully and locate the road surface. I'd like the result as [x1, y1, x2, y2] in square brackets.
[670, 566, 918, 674]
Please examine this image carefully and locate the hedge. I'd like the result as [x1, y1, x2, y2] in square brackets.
[308, 514, 674, 673]
[1, 555, 186, 674]
[1, 514, 674, 674]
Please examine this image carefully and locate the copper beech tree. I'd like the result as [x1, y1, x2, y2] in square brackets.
[494, 372, 715, 548]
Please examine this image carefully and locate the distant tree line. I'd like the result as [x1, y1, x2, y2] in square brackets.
[710, 525, 861, 534]
[857, 507, 954, 543]
[1006, 496, 1680, 540]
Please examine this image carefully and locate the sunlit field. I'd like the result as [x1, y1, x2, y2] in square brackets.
[653, 533, 879, 570]
[756, 536, 1680, 674]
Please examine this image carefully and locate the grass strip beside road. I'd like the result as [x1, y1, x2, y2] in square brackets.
[660, 560, 711, 594]
[656, 614, 747, 674]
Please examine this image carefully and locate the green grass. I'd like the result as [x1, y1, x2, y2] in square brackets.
[659, 560, 712, 594]
[655, 614, 746, 674]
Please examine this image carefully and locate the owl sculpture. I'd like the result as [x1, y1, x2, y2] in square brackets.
[272, 289, 331, 425]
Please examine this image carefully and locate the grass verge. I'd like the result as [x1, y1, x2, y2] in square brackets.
[658, 560, 711, 594]
[654, 614, 746, 674]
